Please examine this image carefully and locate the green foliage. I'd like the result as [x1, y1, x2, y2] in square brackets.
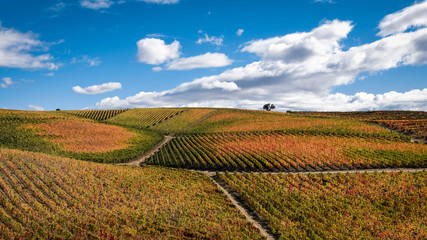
[151, 108, 216, 134]
[0, 118, 59, 153]
[0, 110, 163, 163]
[64, 109, 129, 121]
[57, 127, 163, 163]
[106, 108, 186, 129]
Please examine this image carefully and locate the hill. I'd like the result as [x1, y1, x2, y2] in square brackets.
[0, 107, 426, 239]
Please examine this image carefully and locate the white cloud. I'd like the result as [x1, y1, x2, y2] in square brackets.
[96, 2, 427, 111]
[236, 29, 244, 36]
[241, 19, 352, 61]
[378, 0, 427, 37]
[166, 52, 232, 70]
[140, 0, 179, 4]
[44, 72, 55, 77]
[152, 66, 163, 71]
[49, 2, 67, 12]
[27, 105, 44, 111]
[145, 33, 168, 38]
[137, 38, 181, 65]
[96, 88, 427, 111]
[0, 25, 59, 70]
[72, 82, 122, 95]
[80, 0, 114, 10]
[0, 77, 17, 88]
[314, 0, 335, 3]
[71, 55, 101, 67]
[80, 0, 179, 9]
[197, 33, 224, 46]
[271, 89, 427, 111]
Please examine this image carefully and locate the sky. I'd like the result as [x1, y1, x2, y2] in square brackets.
[0, 0, 426, 111]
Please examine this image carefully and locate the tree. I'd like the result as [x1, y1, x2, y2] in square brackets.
[263, 103, 275, 111]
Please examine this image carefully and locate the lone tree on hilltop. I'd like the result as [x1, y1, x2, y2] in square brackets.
[263, 103, 275, 111]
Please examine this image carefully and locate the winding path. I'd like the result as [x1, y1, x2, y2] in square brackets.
[116, 135, 174, 166]
[202, 167, 426, 240]
[208, 172, 275, 240]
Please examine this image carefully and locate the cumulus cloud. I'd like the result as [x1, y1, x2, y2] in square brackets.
[96, 2, 427, 111]
[80, 0, 114, 10]
[197, 33, 224, 46]
[27, 105, 45, 111]
[96, 87, 427, 111]
[138, 38, 231, 71]
[378, 0, 427, 37]
[166, 52, 232, 70]
[0, 77, 17, 88]
[137, 38, 181, 65]
[236, 29, 244, 36]
[0, 25, 59, 70]
[73, 82, 122, 95]
[272, 89, 427, 111]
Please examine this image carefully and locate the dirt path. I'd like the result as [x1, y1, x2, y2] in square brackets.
[197, 167, 426, 240]
[206, 173, 275, 240]
[116, 135, 174, 166]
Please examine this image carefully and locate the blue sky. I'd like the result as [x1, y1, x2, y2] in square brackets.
[0, 0, 426, 111]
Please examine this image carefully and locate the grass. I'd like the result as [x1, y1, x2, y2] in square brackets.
[0, 148, 265, 239]
[218, 171, 427, 239]
[0, 110, 163, 163]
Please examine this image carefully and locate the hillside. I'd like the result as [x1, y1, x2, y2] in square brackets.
[0, 108, 426, 239]
[0, 109, 163, 163]
[0, 149, 263, 239]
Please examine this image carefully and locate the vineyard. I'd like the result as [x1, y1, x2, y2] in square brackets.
[292, 111, 427, 141]
[373, 119, 427, 141]
[63, 109, 129, 121]
[146, 132, 426, 171]
[0, 149, 264, 239]
[0, 110, 163, 163]
[217, 171, 427, 239]
[151, 108, 216, 134]
[0, 107, 426, 239]
[106, 108, 186, 129]
[291, 110, 427, 120]
[183, 109, 410, 138]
